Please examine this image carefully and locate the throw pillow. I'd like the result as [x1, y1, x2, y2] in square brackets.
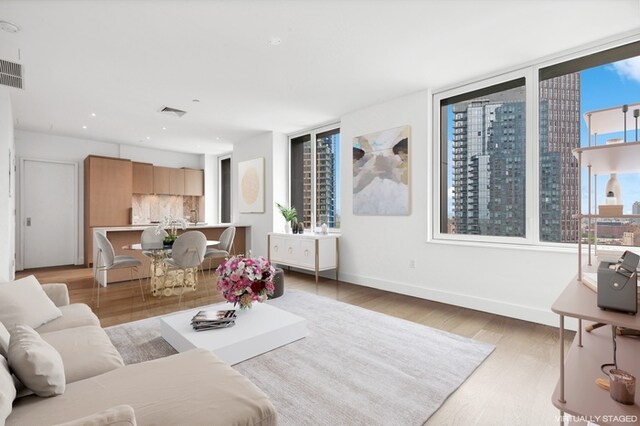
[0, 275, 62, 331]
[8, 324, 65, 397]
[0, 321, 9, 358]
[52, 405, 137, 426]
[0, 356, 16, 424]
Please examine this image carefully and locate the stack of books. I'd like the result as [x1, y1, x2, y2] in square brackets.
[190, 309, 236, 331]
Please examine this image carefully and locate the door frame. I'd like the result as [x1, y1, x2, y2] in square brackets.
[17, 157, 79, 270]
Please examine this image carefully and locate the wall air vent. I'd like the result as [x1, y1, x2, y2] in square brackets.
[159, 106, 187, 117]
[0, 59, 23, 89]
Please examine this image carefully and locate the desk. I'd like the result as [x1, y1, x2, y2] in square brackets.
[123, 240, 219, 296]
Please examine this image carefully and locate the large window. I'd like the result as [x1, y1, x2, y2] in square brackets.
[290, 125, 341, 230]
[440, 78, 527, 239]
[435, 39, 640, 247]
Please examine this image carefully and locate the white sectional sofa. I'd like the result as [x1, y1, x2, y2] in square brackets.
[0, 276, 277, 425]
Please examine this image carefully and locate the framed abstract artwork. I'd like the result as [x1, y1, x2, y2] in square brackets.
[238, 157, 265, 213]
[353, 125, 410, 215]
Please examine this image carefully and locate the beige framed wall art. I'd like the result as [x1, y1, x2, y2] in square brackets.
[238, 157, 265, 213]
[353, 125, 410, 215]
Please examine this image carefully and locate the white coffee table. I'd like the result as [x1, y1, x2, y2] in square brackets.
[159, 302, 308, 365]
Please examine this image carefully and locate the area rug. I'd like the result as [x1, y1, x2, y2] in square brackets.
[105, 290, 494, 425]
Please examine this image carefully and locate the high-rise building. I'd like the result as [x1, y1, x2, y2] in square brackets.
[451, 90, 526, 237]
[539, 73, 581, 242]
[316, 133, 338, 228]
[633, 201, 640, 215]
[451, 75, 580, 241]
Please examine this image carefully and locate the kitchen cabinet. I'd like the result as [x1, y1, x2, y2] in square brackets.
[184, 168, 204, 196]
[169, 168, 185, 195]
[83, 155, 132, 266]
[132, 162, 154, 194]
[153, 166, 171, 194]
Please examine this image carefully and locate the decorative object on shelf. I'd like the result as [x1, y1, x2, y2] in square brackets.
[609, 369, 636, 405]
[321, 223, 328, 234]
[353, 125, 411, 215]
[238, 158, 265, 213]
[296, 222, 304, 234]
[155, 214, 189, 245]
[597, 250, 639, 314]
[215, 255, 275, 309]
[605, 172, 623, 204]
[275, 202, 297, 234]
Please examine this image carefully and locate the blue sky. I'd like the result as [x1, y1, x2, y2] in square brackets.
[581, 57, 640, 213]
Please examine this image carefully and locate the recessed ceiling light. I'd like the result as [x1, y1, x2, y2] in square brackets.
[146, 136, 151, 140]
[82, 125, 87, 129]
[268, 37, 282, 46]
[216, 137, 220, 140]
[0, 21, 20, 33]
[91, 112, 96, 117]
[162, 126, 167, 130]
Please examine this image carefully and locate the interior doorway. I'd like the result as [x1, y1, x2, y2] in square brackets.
[20, 158, 78, 269]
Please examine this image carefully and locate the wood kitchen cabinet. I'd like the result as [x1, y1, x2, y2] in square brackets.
[153, 166, 171, 194]
[84, 155, 133, 266]
[183, 168, 204, 196]
[169, 168, 185, 195]
[132, 162, 154, 194]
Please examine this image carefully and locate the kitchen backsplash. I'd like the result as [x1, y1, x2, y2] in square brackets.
[132, 194, 202, 224]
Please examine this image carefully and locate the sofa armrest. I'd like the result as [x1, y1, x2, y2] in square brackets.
[41, 284, 70, 307]
[52, 405, 136, 426]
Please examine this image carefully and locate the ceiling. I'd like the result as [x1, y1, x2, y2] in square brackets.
[0, 0, 639, 155]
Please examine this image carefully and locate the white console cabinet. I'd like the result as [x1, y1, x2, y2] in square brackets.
[267, 232, 339, 283]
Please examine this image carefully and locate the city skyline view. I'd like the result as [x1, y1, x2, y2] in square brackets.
[445, 53, 640, 245]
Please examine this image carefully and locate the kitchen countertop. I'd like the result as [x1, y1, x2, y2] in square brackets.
[94, 224, 247, 232]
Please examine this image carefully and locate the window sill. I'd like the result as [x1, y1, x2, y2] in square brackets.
[427, 237, 578, 255]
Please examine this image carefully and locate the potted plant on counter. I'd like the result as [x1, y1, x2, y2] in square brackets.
[276, 202, 297, 233]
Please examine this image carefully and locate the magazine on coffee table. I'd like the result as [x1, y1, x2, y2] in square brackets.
[191, 309, 236, 331]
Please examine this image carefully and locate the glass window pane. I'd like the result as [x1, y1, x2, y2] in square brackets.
[316, 128, 340, 229]
[441, 82, 526, 237]
[290, 134, 312, 228]
[220, 157, 231, 223]
[538, 74, 580, 243]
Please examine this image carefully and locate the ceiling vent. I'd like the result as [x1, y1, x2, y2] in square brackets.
[0, 59, 23, 89]
[159, 106, 186, 117]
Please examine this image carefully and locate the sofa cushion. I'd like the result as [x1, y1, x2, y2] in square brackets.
[0, 356, 16, 425]
[9, 348, 277, 426]
[52, 405, 136, 426]
[36, 304, 100, 334]
[8, 324, 65, 397]
[41, 283, 71, 307]
[0, 275, 62, 331]
[42, 326, 124, 383]
[0, 321, 9, 358]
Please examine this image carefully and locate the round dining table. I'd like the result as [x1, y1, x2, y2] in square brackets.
[123, 240, 220, 297]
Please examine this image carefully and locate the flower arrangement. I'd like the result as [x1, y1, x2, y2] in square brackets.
[215, 255, 276, 309]
[155, 214, 189, 244]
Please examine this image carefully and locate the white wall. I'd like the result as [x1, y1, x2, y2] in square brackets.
[338, 91, 576, 327]
[232, 132, 286, 258]
[0, 89, 15, 281]
[204, 154, 218, 224]
[14, 130, 204, 267]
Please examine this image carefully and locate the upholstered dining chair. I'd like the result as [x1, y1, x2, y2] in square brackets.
[94, 232, 145, 308]
[162, 231, 207, 303]
[203, 226, 236, 276]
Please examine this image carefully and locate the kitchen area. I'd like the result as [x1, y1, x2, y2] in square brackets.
[84, 155, 247, 286]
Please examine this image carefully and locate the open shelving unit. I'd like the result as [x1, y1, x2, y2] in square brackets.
[552, 105, 640, 425]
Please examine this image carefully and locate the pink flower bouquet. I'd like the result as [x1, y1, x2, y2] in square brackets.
[215, 255, 276, 309]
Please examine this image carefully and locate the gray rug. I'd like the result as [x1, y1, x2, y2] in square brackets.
[105, 290, 494, 425]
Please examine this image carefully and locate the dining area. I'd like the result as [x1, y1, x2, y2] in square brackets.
[91, 224, 246, 307]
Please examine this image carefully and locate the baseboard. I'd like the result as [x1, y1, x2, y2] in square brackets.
[336, 272, 577, 331]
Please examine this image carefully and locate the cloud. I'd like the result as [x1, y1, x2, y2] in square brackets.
[611, 56, 640, 83]
[448, 186, 455, 199]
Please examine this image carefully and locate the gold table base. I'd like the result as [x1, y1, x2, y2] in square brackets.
[147, 251, 199, 297]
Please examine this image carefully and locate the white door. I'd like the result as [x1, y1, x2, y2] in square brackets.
[22, 159, 77, 268]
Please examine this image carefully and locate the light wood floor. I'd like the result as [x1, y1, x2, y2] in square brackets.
[18, 266, 573, 425]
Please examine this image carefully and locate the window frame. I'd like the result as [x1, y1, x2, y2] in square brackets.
[431, 33, 640, 249]
[218, 153, 232, 224]
[288, 122, 341, 232]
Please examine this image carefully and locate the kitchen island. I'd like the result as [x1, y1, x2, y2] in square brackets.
[92, 224, 249, 286]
